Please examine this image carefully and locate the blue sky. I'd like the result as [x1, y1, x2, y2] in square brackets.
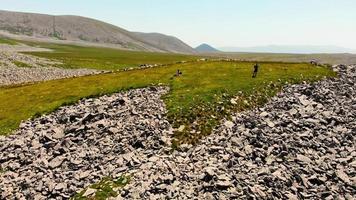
[1, 0, 356, 49]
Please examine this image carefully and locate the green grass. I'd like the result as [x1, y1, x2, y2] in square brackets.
[13, 61, 32, 68]
[22, 42, 202, 70]
[72, 176, 130, 200]
[0, 59, 336, 143]
[0, 37, 18, 45]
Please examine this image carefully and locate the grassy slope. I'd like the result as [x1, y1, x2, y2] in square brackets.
[23, 42, 201, 70]
[0, 37, 18, 45]
[0, 60, 335, 141]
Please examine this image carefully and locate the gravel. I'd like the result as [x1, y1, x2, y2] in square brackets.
[0, 65, 355, 199]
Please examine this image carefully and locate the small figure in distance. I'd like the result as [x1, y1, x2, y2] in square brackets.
[175, 69, 183, 77]
[252, 63, 259, 78]
[310, 59, 318, 66]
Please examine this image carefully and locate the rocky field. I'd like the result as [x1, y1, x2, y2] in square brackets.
[0, 65, 355, 199]
[0, 44, 103, 86]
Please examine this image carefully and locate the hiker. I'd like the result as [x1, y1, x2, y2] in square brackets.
[310, 60, 318, 66]
[252, 63, 259, 78]
[175, 69, 182, 77]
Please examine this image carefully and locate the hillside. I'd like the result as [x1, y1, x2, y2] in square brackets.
[134, 32, 196, 54]
[195, 43, 219, 53]
[0, 10, 195, 53]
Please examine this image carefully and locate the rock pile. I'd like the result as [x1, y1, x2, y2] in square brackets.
[0, 44, 103, 86]
[0, 87, 172, 199]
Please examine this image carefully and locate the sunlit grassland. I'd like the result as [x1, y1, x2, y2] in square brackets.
[0, 59, 336, 143]
[22, 42, 202, 70]
[0, 37, 18, 45]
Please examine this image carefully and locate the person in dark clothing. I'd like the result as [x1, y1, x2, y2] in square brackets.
[175, 69, 182, 77]
[252, 63, 259, 78]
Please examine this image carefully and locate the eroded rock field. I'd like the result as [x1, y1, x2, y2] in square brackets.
[0, 65, 355, 200]
[0, 44, 102, 86]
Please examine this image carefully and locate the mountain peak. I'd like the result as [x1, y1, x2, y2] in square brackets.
[195, 43, 219, 53]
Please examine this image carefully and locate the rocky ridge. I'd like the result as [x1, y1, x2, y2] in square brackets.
[0, 65, 355, 199]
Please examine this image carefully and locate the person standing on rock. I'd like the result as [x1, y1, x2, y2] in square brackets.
[252, 63, 259, 78]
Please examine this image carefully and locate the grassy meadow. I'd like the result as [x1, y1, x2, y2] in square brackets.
[0, 45, 336, 143]
[0, 37, 18, 45]
[23, 42, 202, 70]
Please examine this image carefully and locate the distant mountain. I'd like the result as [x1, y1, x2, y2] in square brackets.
[133, 32, 195, 54]
[0, 10, 195, 54]
[195, 43, 219, 53]
[219, 45, 356, 54]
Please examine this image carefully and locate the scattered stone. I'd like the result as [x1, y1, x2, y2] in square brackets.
[177, 125, 185, 132]
[336, 169, 352, 185]
[230, 99, 237, 105]
[224, 121, 234, 129]
[48, 156, 65, 169]
[83, 188, 97, 197]
[296, 154, 312, 164]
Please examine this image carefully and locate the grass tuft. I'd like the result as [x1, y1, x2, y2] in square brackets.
[13, 61, 32, 68]
[71, 176, 130, 200]
[0, 37, 18, 45]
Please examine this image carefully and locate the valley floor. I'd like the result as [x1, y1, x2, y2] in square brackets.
[1, 65, 355, 199]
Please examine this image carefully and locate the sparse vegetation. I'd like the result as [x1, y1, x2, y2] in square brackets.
[0, 168, 6, 173]
[1, 26, 33, 36]
[21, 41, 202, 70]
[13, 61, 32, 68]
[72, 176, 130, 200]
[49, 31, 65, 40]
[0, 37, 18, 45]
